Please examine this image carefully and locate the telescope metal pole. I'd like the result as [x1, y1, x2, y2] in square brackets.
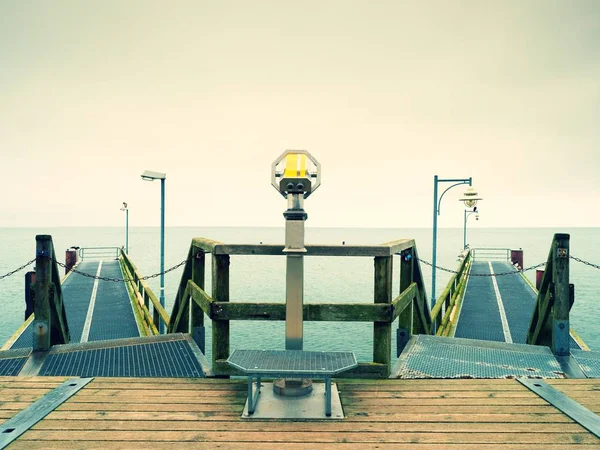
[283, 193, 307, 351]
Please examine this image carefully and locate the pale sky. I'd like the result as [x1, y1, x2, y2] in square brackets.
[1, 0, 598, 228]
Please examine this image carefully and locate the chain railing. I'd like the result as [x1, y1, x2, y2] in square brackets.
[0, 259, 36, 280]
[570, 255, 600, 270]
[418, 258, 546, 276]
[52, 258, 188, 282]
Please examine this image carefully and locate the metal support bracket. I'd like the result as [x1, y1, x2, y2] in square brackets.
[397, 328, 410, 357]
[0, 377, 93, 449]
[517, 378, 600, 438]
[247, 375, 262, 415]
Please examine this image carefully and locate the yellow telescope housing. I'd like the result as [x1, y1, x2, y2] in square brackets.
[271, 150, 321, 198]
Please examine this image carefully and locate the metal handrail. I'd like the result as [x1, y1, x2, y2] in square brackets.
[471, 247, 510, 260]
[78, 247, 121, 260]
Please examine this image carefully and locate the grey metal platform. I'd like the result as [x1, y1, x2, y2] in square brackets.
[0, 348, 31, 376]
[38, 334, 208, 378]
[392, 335, 566, 379]
[228, 349, 357, 417]
[571, 349, 600, 378]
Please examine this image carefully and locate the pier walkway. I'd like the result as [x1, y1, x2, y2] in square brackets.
[454, 260, 580, 348]
[6, 259, 140, 350]
[0, 376, 599, 449]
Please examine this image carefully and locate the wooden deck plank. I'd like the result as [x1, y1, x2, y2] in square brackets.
[8, 442, 600, 450]
[31, 419, 588, 433]
[16, 430, 600, 444]
[46, 410, 575, 423]
[0, 377, 597, 448]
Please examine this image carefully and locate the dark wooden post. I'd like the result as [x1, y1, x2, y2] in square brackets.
[510, 249, 524, 269]
[374, 256, 392, 376]
[64, 248, 77, 274]
[33, 235, 53, 352]
[535, 269, 544, 291]
[397, 249, 413, 355]
[552, 234, 570, 356]
[212, 253, 230, 374]
[191, 248, 206, 352]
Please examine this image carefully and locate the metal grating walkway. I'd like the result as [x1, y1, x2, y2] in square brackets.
[454, 261, 504, 341]
[393, 335, 565, 379]
[454, 261, 580, 348]
[571, 349, 600, 378]
[38, 334, 206, 378]
[8, 259, 139, 349]
[87, 261, 139, 341]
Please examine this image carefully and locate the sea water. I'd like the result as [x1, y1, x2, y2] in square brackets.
[0, 227, 598, 361]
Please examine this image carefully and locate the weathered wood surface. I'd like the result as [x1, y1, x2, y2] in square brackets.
[1, 377, 598, 449]
[192, 238, 416, 257]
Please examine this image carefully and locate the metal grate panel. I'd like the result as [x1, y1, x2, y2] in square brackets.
[62, 261, 101, 342]
[571, 350, 600, 378]
[10, 322, 34, 349]
[228, 350, 357, 375]
[454, 262, 505, 341]
[0, 357, 28, 376]
[88, 260, 140, 341]
[394, 335, 564, 379]
[39, 340, 204, 378]
[491, 261, 536, 344]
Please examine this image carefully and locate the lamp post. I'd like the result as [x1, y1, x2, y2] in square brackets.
[432, 176, 475, 308]
[463, 207, 479, 250]
[120, 202, 129, 254]
[141, 170, 166, 334]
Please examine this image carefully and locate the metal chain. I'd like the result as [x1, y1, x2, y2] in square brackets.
[417, 258, 546, 277]
[53, 258, 188, 282]
[0, 258, 36, 280]
[570, 255, 600, 270]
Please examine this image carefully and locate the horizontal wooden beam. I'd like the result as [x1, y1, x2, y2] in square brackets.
[189, 281, 214, 315]
[209, 302, 392, 322]
[190, 238, 416, 257]
[391, 283, 417, 321]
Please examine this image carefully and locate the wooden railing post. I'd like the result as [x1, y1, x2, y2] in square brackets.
[212, 253, 230, 374]
[33, 236, 52, 351]
[397, 249, 413, 355]
[374, 256, 392, 376]
[191, 248, 206, 352]
[33, 235, 69, 351]
[552, 233, 570, 356]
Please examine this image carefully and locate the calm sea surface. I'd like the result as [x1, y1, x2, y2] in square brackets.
[1, 227, 598, 361]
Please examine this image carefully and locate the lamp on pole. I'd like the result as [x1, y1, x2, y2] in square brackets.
[432, 176, 476, 309]
[141, 170, 166, 334]
[120, 202, 129, 254]
[463, 207, 479, 250]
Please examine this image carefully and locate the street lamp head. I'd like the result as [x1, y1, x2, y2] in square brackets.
[459, 187, 482, 207]
[141, 170, 166, 181]
[120, 202, 128, 211]
[271, 150, 321, 198]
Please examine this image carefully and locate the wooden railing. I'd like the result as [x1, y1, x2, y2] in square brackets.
[168, 237, 433, 378]
[527, 233, 572, 355]
[429, 251, 472, 336]
[120, 249, 170, 336]
[33, 235, 70, 350]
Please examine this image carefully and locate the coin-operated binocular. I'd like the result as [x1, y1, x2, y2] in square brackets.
[271, 150, 321, 350]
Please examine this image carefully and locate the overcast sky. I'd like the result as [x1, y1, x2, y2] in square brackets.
[1, 1, 598, 228]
